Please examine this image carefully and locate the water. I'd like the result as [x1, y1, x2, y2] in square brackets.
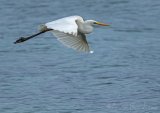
[0, 0, 160, 113]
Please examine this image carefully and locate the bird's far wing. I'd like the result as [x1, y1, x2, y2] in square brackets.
[45, 16, 83, 36]
[52, 31, 90, 53]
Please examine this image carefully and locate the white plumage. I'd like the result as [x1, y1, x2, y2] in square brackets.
[45, 16, 109, 53]
[46, 16, 83, 36]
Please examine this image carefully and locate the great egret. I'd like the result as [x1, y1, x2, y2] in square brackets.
[14, 16, 109, 53]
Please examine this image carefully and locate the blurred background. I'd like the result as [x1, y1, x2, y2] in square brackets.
[0, 0, 160, 113]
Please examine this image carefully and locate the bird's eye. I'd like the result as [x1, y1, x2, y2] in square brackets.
[93, 22, 97, 24]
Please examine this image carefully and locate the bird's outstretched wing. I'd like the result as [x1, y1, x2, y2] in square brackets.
[45, 16, 83, 36]
[52, 31, 90, 53]
[45, 16, 90, 52]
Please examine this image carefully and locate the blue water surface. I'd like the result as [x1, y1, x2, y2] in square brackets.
[0, 0, 160, 113]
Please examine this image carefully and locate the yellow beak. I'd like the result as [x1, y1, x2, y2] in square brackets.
[95, 22, 110, 26]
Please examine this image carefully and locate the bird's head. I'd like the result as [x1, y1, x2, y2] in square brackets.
[85, 20, 110, 27]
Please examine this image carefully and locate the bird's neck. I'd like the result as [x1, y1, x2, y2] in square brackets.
[76, 21, 93, 34]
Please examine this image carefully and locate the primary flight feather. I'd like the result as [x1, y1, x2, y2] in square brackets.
[14, 15, 109, 53]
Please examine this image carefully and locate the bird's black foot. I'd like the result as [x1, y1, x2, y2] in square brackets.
[14, 37, 28, 44]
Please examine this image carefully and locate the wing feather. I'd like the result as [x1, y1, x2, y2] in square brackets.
[45, 16, 83, 36]
[52, 31, 90, 52]
[45, 16, 90, 53]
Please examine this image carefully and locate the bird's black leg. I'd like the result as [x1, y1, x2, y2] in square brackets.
[14, 29, 52, 44]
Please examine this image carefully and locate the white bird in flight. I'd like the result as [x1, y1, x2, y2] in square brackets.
[14, 15, 109, 53]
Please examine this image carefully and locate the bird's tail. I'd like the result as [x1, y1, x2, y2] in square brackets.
[38, 24, 48, 32]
